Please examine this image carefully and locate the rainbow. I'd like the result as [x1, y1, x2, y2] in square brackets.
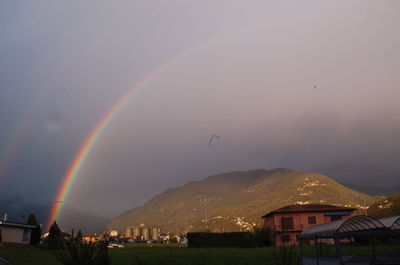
[45, 35, 223, 230]
[46, 60, 174, 230]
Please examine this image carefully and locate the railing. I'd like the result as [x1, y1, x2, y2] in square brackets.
[268, 224, 304, 232]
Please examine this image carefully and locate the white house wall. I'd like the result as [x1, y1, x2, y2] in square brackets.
[0, 226, 30, 244]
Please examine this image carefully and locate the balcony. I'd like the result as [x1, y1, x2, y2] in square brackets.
[269, 224, 304, 232]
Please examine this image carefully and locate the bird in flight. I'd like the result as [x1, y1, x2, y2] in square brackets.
[209, 135, 221, 148]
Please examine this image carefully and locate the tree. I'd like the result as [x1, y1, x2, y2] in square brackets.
[77, 230, 83, 242]
[49, 221, 61, 238]
[44, 221, 63, 249]
[26, 214, 42, 246]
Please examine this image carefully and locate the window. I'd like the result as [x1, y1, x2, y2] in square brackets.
[282, 235, 291, 243]
[330, 215, 342, 221]
[308, 216, 317, 224]
[281, 217, 294, 230]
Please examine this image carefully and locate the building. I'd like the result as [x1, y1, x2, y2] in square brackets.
[124, 226, 160, 241]
[82, 234, 105, 243]
[110, 230, 118, 237]
[261, 204, 355, 246]
[0, 220, 36, 244]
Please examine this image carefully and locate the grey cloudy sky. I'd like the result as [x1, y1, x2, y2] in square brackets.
[1, 0, 400, 222]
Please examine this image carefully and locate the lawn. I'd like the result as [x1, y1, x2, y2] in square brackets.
[0, 242, 398, 265]
[0, 243, 60, 265]
[110, 244, 282, 265]
[0, 243, 289, 265]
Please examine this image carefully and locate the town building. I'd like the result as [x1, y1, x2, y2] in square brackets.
[125, 226, 160, 241]
[82, 233, 105, 243]
[110, 230, 118, 237]
[0, 220, 36, 244]
[261, 204, 355, 246]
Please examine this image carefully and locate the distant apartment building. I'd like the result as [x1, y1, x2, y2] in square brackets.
[125, 226, 160, 241]
[261, 204, 355, 246]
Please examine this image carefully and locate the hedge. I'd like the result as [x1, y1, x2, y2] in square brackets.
[187, 232, 260, 248]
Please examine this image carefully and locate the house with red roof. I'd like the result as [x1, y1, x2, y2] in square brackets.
[261, 204, 356, 246]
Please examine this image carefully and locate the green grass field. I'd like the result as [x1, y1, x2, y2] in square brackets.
[0, 243, 289, 265]
[1, 242, 398, 265]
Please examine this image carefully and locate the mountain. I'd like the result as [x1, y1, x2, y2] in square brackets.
[107, 168, 377, 234]
[367, 192, 400, 218]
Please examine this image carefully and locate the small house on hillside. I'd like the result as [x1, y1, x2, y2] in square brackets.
[261, 204, 356, 246]
[0, 220, 35, 244]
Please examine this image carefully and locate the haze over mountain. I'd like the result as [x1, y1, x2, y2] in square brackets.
[338, 183, 400, 197]
[0, 198, 107, 234]
[107, 168, 377, 234]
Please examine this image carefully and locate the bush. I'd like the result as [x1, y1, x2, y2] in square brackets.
[187, 232, 248, 248]
[187, 232, 258, 248]
[245, 227, 272, 247]
[187, 227, 272, 248]
[53, 237, 111, 265]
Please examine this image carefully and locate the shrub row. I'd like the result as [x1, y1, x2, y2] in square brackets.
[187, 232, 269, 248]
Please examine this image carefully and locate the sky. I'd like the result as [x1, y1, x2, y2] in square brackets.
[1, 0, 400, 227]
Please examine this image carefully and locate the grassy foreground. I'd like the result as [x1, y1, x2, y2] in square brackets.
[0, 243, 60, 265]
[1, 242, 398, 265]
[0, 243, 286, 265]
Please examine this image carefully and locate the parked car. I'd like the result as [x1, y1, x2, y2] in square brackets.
[108, 242, 125, 248]
[125, 238, 135, 243]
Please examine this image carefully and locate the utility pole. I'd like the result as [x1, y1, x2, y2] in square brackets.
[204, 198, 208, 231]
[184, 216, 187, 235]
